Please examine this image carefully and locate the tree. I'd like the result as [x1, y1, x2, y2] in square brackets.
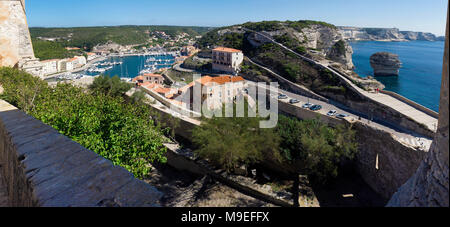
[276, 115, 358, 206]
[0, 67, 167, 178]
[89, 75, 132, 97]
[192, 102, 281, 173]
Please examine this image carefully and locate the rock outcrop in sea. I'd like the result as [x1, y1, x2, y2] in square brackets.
[370, 52, 402, 76]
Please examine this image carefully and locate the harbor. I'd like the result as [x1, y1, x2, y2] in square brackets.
[46, 51, 178, 82]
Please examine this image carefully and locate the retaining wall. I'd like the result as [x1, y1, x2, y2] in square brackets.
[380, 90, 439, 118]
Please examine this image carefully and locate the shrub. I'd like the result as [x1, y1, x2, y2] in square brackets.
[0, 67, 167, 178]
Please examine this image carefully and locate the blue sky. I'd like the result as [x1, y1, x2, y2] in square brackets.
[26, 0, 448, 36]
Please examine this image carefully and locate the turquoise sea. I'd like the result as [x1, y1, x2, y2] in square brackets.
[349, 41, 445, 112]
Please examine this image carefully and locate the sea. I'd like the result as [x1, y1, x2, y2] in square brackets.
[84, 54, 175, 78]
[349, 41, 445, 112]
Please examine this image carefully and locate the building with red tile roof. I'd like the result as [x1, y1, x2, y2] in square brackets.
[177, 75, 246, 110]
[212, 47, 244, 75]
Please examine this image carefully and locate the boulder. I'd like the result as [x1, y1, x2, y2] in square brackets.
[370, 52, 402, 76]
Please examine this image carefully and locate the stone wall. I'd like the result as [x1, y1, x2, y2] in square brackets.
[387, 7, 449, 207]
[278, 100, 426, 199]
[380, 90, 439, 118]
[0, 99, 163, 207]
[149, 94, 427, 200]
[0, 0, 35, 67]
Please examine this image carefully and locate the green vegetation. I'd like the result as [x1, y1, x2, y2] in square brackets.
[191, 101, 358, 184]
[165, 68, 196, 84]
[286, 20, 336, 31]
[182, 55, 212, 71]
[198, 21, 363, 99]
[277, 115, 358, 183]
[30, 25, 212, 51]
[332, 40, 346, 56]
[32, 38, 82, 60]
[242, 21, 281, 32]
[89, 75, 132, 97]
[241, 20, 335, 32]
[0, 67, 168, 178]
[192, 102, 281, 172]
[197, 30, 244, 50]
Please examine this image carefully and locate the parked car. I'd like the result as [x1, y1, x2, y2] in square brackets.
[278, 94, 288, 99]
[327, 110, 337, 116]
[289, 99, 300, 104]
[310, 105, 322, 111]
[302, 103, 314, 109]
[336, 114, 350, 119]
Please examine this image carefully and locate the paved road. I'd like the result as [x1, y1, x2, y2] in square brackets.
[243, 28, 438, 133]
[255, 82, 433, 151]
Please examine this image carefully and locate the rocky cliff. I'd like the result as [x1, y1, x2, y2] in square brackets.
[339, 26, 444, 42]
[261, 22, 354, 69]
[370, 52, 402, 76]
[387, 9, 449, 207]
[199, 21, 355, 70]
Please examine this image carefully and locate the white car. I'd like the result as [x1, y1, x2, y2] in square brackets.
[302, 103, 314, 109]
[278, 94, 288, 99]
[327, 110, 337, 116]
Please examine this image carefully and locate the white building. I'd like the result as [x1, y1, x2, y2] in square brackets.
[40, 59, 59, 75]
[72, 56, 86, 68]
[58, 59, 74, 72]
[87, 52, 97, 61]
[178, 75, 246, 110]
[212, 47, 244, 75]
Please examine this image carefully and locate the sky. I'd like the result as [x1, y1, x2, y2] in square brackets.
[26, 0, 448, 36]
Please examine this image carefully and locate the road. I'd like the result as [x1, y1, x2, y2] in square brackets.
[242, 28, 438, 133]
[254, 82, 433, 151]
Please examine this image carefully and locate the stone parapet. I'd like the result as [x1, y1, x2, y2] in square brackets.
[0, 99, 163, 207]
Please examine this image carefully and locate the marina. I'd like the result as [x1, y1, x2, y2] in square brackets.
[50, 51, 177, 82]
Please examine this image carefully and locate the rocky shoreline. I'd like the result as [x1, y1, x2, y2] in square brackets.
[339, 26, 445, 42]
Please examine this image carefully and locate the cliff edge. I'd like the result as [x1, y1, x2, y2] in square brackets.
[387, 8, 449, 207]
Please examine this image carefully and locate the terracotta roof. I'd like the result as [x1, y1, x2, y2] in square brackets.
[213, 47, 242, 53]
[196, 75, 245, 86]
[142, 73, 163, 78]
[153, 87, 172, 94]
[178, 76, 245, 93]
[142, 82, 161, 90]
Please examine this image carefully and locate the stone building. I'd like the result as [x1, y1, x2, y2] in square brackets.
[212, 47, 244, 75]
[40, 59, 59, 75]
[0, 0, 43, 77]
[178, 75, 246, 110]
[132, 74, 165, 86]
